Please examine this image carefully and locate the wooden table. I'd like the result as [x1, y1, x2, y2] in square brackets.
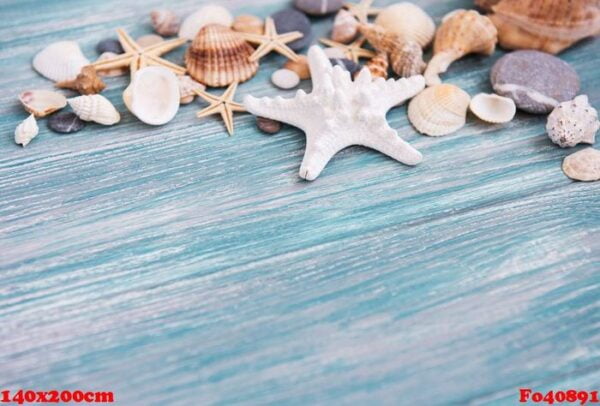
[1, 0, 598, 404]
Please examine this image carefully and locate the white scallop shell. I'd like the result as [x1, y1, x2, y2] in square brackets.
[562, 147, 600, 182]
[32, 41, 90, 82]
[123, 66, 180, 126]
[408, 84, 471, 136]
[178, 75, 205, 105]
[546, 95, 599, 148]
[14, 114, 39, 147]
[469, 93, 516, 124]
[68, 95, 120, 125]
[374, 2, 436, 48]
[178, 5, 233, 40]
[19, 89, 67, 118]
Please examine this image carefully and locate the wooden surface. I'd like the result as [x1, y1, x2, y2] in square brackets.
[1, 0, 599, 404]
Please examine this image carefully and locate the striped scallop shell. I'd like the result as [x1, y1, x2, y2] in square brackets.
[185, 24, 259, 87]
[408, 84, 471, 136]
[32, 41, 90, 83]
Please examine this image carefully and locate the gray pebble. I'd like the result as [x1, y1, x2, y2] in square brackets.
[48, 112, 86, 134]
[294, 0, 344, 16]
[490, 50, 580, 114]
[256, 116, 282, 134]
[271, 9, 312, 51]
[330, 58, 361, 75]
[96, 38, 124, 55]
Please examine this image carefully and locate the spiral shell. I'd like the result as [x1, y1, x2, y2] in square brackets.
[546, 95, 599, 148]
[374, 2, 436, 48]
[365, 52, 388, 79]
[56, 65, 106, 95]
[151, 9, 181, 37]
[14, 114, 39, 147]
[68, 94, 120, 125]
[408, 84, 471, 136]
[331, 9, 358, 44]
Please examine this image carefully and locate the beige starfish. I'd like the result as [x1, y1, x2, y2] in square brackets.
[194, 82, 246, 136]
[344, 0, 381, 23]
[319, 37, 376, 63]
[91, 28, 186, 78]
[238, 17, 303, 62]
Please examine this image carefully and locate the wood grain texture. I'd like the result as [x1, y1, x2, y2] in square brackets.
[1, 0, 599, 404]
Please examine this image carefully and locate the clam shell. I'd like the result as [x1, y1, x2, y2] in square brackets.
[185, 24, 259, 87]
[33, 41, 90, 83]
[331, 9, 359, 44]
[546, 95, 599, 148]
[19, 89, 67, 118]
[408, 84, 471, 136]
[15, 114, 39, 147]
[374, 2, 436, 48]
[151, 9, 181, 37]
[562, 148, 600, 182]
[68, 95, 120, 125]
[123, 66, 180, 126]
[179, 4, 233, 40]
[232, 15, 264, 35]
[469, 93, 516, 124]
[178, 75, 205, 104]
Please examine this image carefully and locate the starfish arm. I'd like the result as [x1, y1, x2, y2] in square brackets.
[196, 103, 222, 118]
[319, 38, 342, 48]
[223, 82, 238, 100]
[117, 28, 142, 53]
[278, 31, 303, 43]
[145, 38, 186, 55]
[91, 53, 133, 71]
[298, 132, 344, 181]
[244, 92, 311, 128]
[362, 126, 423, 166]
[238, 32, 265, 44]
[307, 46, 334, 92]
[355, 48, 376, 59]
[194, 89, 221, 104]
[273, 43, 300, 62]
[263, 17, 276, 36]
[221, 104, 235, 136]
[377, 75, 426, 110]
[248, 42, 273, 62]
[144, 54, 187, 75]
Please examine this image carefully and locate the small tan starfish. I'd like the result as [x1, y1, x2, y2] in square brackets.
[344, 0, 381, 23]
[91, 28, 186, 78]
[238, 17, 303, 62]
[319, 37, 376, 63]
[194, 82, 246, 136]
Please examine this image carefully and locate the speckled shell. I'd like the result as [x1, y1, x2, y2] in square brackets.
[33, 41, 90, 83]
[68, 94, 120, 125]
[19, 89, 67, 118]
[185, 24, 259, 87]
[232, 15, 264, 35]
[546, 95, 599, 148]
[489, 0, 600, 54]
[408, 84, 471, 136]
[151, 9, 181, 37]
[14, 114, 39, 147]
[469, 93, 516, 123]
[178, 75, 205, 104]
[179, 5, 233, 40]
[374, 2, 436, 48]
[366, 53, 388, 79]
[562, 147, 600, 181]
[331, 9, 358, 44]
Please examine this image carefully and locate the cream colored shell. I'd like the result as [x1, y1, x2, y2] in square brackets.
[32, 41, 90, 82]
[546, 95, 599, 148]
[374, 2, 436, 48]
[14, 114, 39, 147]
[19, 90, 67, 118]
[408, 84, 471, 136]
[469, 93, 516, 124]
[68, 95, 120, 125]
[562, 148, 600, 182]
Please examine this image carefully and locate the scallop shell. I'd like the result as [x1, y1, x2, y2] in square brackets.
[374, 2, 436, 48]
[68, 95, 120, 125]
[178, 75, 205, 104]
[546, 95, 599, 148]
[469, 93, 516, 123]
[562, 147, 600, 182]
[489, 0, 600, 54]
[123, 66, 180, 126]
[424, 10, 497, 86]
[408, 84, 471, 136]
[179, 4, 233, 40]
[56, 65, 106, 95]
[185, 24, 259, 87]
[232, 15, 264, 35]
[366, 52, 388, 79]
[14, 114, 39, 147]
[151, 9, 181, 37]
[19, 89, 67, 118]
[331, 9, 358, 44]
[33, 41, 90, 83]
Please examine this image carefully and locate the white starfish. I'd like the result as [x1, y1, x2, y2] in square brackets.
[244, 46, 425, 181]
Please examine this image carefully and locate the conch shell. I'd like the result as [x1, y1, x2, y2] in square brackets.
[68, 95, 120, 125]
[488, 0, 600, 54]
[185, 24, 259, 87]
[56, 65, 106, 95]
[424, 9, 497, 86]
[408, 84, 471, 136]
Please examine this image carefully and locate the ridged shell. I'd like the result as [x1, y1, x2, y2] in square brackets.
[19, 90, 67, 118]
[68, 95, 120, 125]
[469, 93, 516, 123]
[14, 114, 39, 147]
[56, 65, 106, 95]
[374, 2, 436, 48]
[546, 95, 599, 148]
[185, 24, 259, 87]
[408, 84, 471, 136]
[33, 41, 90, 83]
[562, 148, 600, 182]
[178, 75, 205, 104]
[179, 5, 233, 40]
[151, 9, 181, 37]
[232, 15, 264, 35]
[331, 9, 358, 44]
[490, 0, 600, 54]
[366, 53, 388, 79]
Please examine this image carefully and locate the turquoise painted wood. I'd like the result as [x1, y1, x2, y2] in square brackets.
[1, 0, 599, 404]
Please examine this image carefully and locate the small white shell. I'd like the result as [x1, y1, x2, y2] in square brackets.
[123, 66, 180, 126]
[408, 84, 471, 136]
[178, 75, 205, 104]
[178, 5, 233, 40]
[14, 114, 39, 147]
[68, 95, 120, 125]
[151, 9, 181, 37]
[271, 69, 300, 89]
[32, 41, 90, 82]
[546, 95, 599, 148]
[469, 93, 516, 124]
[19, 89, 67, 117]
[562, 147, 600, 182]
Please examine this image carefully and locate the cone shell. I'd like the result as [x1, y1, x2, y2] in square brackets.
[408, 84, 471, 136]
[366, 53, 388, 79]
[19, 89, 67, 118]
[33, 41, 90, 83]
[151, 9, 181, 37]
[68, 94, 120, 125]
[331, 9, 358, 44]
[562, 148, 600, 182]
[14, 114, 39, 147]
[469, 93, 516, 124]
[374, 2, 436, 48]
[185, 24, 259, 87]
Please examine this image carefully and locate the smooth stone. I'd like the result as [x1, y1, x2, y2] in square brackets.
[330, 58, 361, 75]
[47, 112, 86, 134]
[294, 0, 344, 16]
[271, 69, 301, 89]
[271, 9, 312, 51]
[256, 116, 282, 134]
[96, 38, 124, 55]
[490, 50, 580, 114]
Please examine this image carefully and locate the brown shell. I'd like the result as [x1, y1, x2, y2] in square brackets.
[56, 65, 106, 95]
[434, 10, 497, 56]
[474, 0, 501, 11]
[366, 52, 388, 79]
[185, 24, 259, 87]
[490, 0, 600, 54]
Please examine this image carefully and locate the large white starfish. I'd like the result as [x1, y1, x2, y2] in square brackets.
[244, 45, 425, 181]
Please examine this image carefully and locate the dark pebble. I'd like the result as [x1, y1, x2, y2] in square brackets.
[330, 58, 361, 75]
[96, 38, 124, 55]
[48, 112, 86, 134]
[294, 0, 344, 16]
[271, 9, 312, 51]
[256, 116, 282, 134]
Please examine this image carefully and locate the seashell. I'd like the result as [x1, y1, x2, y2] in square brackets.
[185, 24, 258, 87]
[14, 114, 39, 147]
[424, 10, 497, 86]
[562, 148, 600, 182]
[475, 0, 501, 11]
[256, 116, 282, 134]
[408, 84, 471, 136]
[95, 52, 128, 77]
[68, 94, 120, 125]
[178, 75, 205, 104]
[330, 58, 361, 75]
[272, 9, 312, 51]
[469, 93, 516, 124]
[546, 95, 599, 148]
[56, 65, 106, 95]
[232, 15, 264, 35]
[271, 69, 300, 89]
[123, 66, 180, 126]
[19, 89, 67, 118]
[331, 9, 359, 44]
[179, 4, 233, 40]
[47, 112, 86, 134]
[491, 50, 580, 114]
[294, 0, 344, 16]
[489, 0, 600, 54]
[284, 55, 310, 80]
[96, 38, 124, 55]
[33, 41, 90, 83]
[136, 34, 163, 48]
[366, 52, 388, 79]
[323, 47, 346, 59]
[151, 9, 181, 37]
[374, 2, 436, 49]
